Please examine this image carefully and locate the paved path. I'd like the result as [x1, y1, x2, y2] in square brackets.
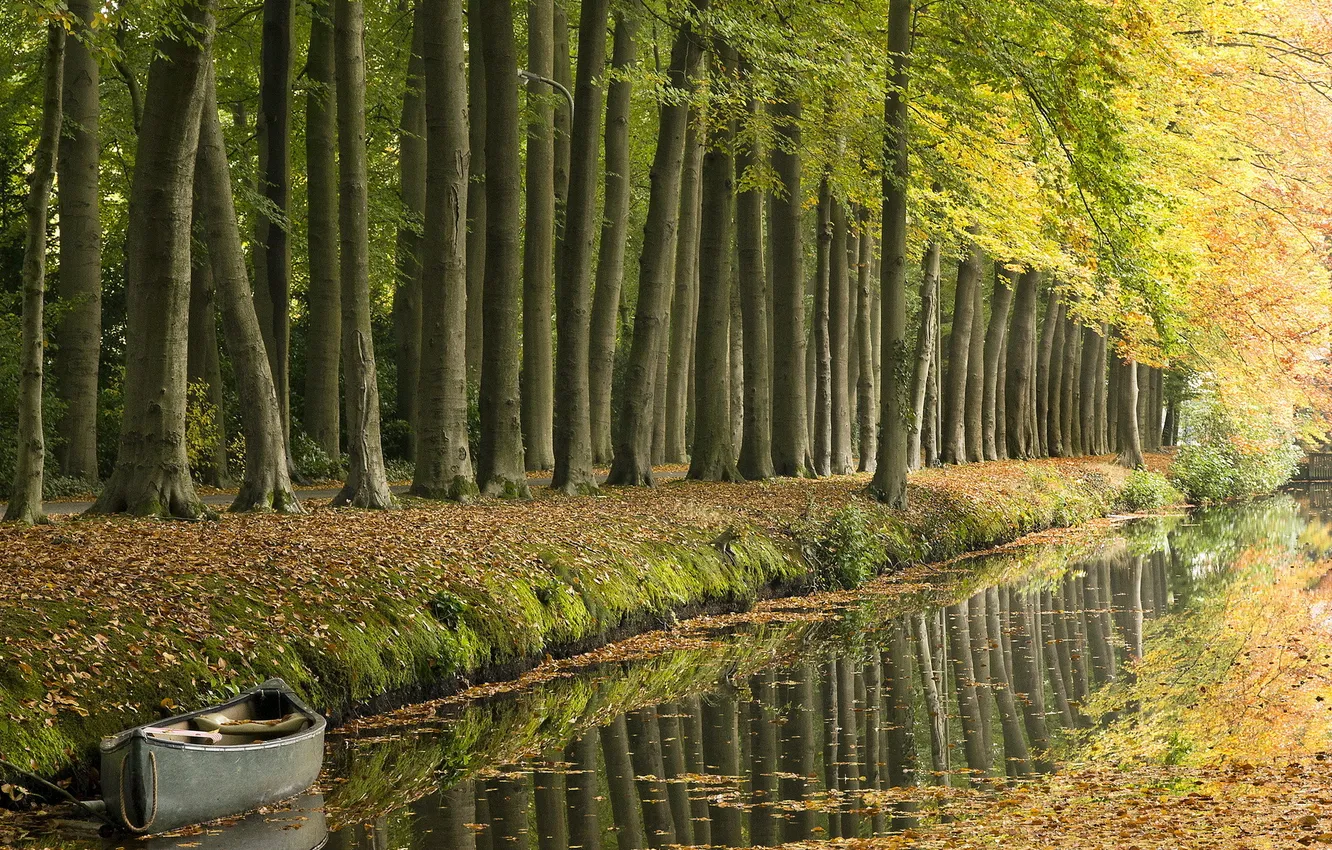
[13, 471, 688, 516]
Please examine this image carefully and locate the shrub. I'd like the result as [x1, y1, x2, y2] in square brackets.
[380, 418, 414, 461]
[807, 506, 886, 589]
[292, 430, 343, 481]
[1119, 469, 1183, 512]
[1171, 389, 1301, 503]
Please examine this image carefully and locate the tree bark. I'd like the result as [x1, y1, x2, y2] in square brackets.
[1062, 313, 1082, 455]
[1047, 299, 1066, 456]
[196, 68, 302, 513]
[963, 268, 985, 462]
[829, 198, 853, 474]
[393, 7, 426, 439]
[476, 0, 533, 496]
[811, 178, 833, 477]
[736, 70, 773, 481]
[89, 1, 215, 519]
[1116, 346, 1145, 468]
[770, 96, 810, 477]
[688, 46, 741, 483]
[1004, 268, 1040, 459]
[907, 240, 939, 471]
[665, 122, 704, 464]
[465, 0, 487, 379]
[260, 0, 294, 446]
[551, 0, 610, 493]
[54, 0, 101, 482]
[304, 0, 341, 459]
[607, 4, 707, 485]
[1036, 289, 1059, 456]
[412, 0, 477, 501]
[552, 1, 572, 216]
[521, 0, 557, 471]
[588, 12, 637, 465]
[980, 268, 1012, 462]
[855, 213, 877, 472]
[870, 0, 912, 507]
[332, 0, 394, 508]
[6, 21, 64, 524]
[187, 246, 227, 488]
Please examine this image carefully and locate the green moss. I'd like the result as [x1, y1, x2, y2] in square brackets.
[1, 465, 1142, 778]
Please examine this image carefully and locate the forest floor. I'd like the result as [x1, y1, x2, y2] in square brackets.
[0, 455, 1161, 780]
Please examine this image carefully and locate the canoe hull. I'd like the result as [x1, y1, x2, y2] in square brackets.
[100, 679, 324, 834]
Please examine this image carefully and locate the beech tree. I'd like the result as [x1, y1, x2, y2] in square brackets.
[90, 0, 217, 519]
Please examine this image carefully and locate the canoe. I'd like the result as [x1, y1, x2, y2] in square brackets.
[100, 678, 325, 835]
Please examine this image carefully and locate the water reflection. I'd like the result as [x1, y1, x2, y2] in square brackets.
[39, 497, 1324, 849]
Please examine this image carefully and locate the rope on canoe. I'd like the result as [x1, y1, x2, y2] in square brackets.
[0, 757, 117, 829]
[117, 750, 158, 834]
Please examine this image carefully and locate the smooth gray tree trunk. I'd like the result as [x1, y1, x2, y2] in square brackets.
[304, 0, 341, 459]
[89, 2, 215, 519]
[54, 0, 101, 482]
[607, 4, 707, 485]
[736, 73, 773, 480]
[855, 215, 877, 472]
[812, 178, 832, 476]
[412, 0, 476, 501]
[6, 22, 64, 524]
[393, 9, 426, 438]
[476, 0, 532, 496]
[829, 198, 853, 474]
[907, 240, 939, 471]
[587, 13, 637, 465]
[665, 122, 704, 464]
[870, 0, 912, 507]
[196, 67, 302, 513]
[770, 96, 810, 477]
[963, 268, 985, 462]
[465, 0, 487, 379]
[981, 268, 1012, 461]
[332, 0, 394, 508]
[259, 0, 294, 447]
[1004, 268, 1040, 459]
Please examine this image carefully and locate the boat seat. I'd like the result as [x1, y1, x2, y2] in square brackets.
[193, 712, 310, 739]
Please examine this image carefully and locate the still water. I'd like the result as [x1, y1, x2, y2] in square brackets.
[50, 493, 1332, 849]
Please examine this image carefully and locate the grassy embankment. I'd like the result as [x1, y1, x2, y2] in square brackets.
[0, 455, 1167, 778]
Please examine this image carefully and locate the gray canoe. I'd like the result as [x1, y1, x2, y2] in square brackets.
[100, 678, 325, 835]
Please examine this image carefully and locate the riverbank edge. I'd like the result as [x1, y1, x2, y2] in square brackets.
[0, 458, 1160, 783]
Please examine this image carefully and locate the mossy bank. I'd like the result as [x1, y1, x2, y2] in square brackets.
[0, 456, 1169, 781]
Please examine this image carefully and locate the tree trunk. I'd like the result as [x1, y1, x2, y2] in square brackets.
[829, 198, 853, 475]
[588, 12, 637, 465]
[680, 698, 713, 848]
[6, 22, 64, 524]
[1062, 314, 1081, 455]
[607, 4, 707, 485]
[304, 0, 341, 459]
[393, 7, 426, 439]
[883, 618, 917, 786]
[856, 211, 876, 472]
[907, 240, 939, 472]
[1009, 594, 1053, 772]
[412, 0, 476, 501]
[1004, 268, 1039, 459]
[688, 46, 741, 483]
[332, 0, 394, 508]
[488, 775, 532, 850]
[749, 672, 780, 846]
[948, 245, 980, 466]
[701, 689, 743, 848]
[550, 0, 610, 493]
[553, 1, 572, 216]
[465, 0, 487, 379]
[1079, 321, 1100, 454]
[521, 0, 557, 471]
[1047, 299, 1066, 456]
[1036, 290, 1059, 456]
[89, 2, 215, 519]
[54, 0, 100, 482]
[736, 72, 773, 481]
[770, 96, 810, 477]
[187, 246, 227, 488]
[820, 660, 841, 837]
[913, 613, 947, 782]
[835, 658, 862, 835]
[1116, 347, 1145, 469]
[811, 178, 833, 477]
[664, 123, 703, 464]
[963, 268, 985, 462]
[985, 587, 1031, 777]
[476, 0, 533, 496]
[980, 268, 1012, 462]
[196, 68, 302, 513]
[260, 0, 294, 446]
[870, 0, 912, 507]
